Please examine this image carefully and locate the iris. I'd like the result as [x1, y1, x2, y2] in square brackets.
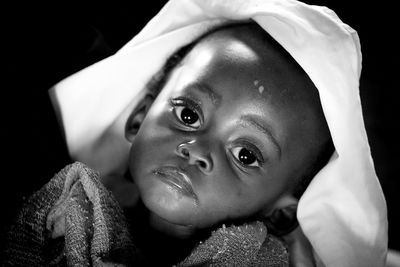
[238, 148, 257, 165]
[181, 107, 199, 125]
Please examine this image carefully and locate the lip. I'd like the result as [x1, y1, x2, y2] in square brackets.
[153, 166, 198, 201]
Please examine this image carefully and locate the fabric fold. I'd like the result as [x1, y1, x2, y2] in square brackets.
[4, 162, 138, 266]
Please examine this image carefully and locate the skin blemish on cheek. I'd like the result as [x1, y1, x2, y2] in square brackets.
[253, 80, 265, 94]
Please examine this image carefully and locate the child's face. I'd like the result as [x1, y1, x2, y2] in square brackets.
[127, 26, 329, 237]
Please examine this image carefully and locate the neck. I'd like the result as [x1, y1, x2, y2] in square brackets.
[123, 199, 209, 266]
[102, 173, 139, 207]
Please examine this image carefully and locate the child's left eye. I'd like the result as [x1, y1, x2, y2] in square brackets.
[231, 147, 261, 167]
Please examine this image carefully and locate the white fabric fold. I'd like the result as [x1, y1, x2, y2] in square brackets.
[49, 0, 388, 266]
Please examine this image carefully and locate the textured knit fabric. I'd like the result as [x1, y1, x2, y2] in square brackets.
[3, 162, 138, 266]
[3, 162, 288, 266]
[178, 222, 288, 266]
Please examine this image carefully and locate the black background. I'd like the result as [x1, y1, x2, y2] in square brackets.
[2, 0, 398, 254]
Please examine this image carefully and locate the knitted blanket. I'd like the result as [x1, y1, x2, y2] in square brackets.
[3, 162, 288, 266]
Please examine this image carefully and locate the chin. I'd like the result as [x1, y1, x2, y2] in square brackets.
[147, 209, 198, 239]
[138, 173, 200, 227]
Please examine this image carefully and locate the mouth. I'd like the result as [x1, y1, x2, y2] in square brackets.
[153, 166, 198, 202]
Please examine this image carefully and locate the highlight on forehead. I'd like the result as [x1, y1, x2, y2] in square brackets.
[195, 21, 299, 66]
[146, 20, 320, 110]
[190, 22, 323, 107]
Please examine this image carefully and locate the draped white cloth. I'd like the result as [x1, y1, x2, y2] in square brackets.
[49, 0, 388, 266]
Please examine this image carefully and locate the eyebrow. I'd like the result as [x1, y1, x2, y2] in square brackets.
[187, 82, 222, 106]
[238, 115, 282, 158]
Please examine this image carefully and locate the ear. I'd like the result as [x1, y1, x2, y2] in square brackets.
[125, 94, 154, 142]
[262, 194, 299, 237]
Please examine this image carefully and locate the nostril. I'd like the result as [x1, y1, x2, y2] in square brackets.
[182, 147, 190, 157]
[177, 145, 190, 158]
[198, 161, 207, 169]
[197, 158, 213, 173]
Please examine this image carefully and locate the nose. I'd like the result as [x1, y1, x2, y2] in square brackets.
[176, 140, 213, 173]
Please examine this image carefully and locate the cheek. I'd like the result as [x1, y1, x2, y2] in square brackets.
[228, 171, 290, 216]
[136, 105, 181, 149]
[196, 175, 267, 223]
[128, 114, 177, 174]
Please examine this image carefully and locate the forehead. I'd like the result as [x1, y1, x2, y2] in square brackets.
[177, 24, 321, 118]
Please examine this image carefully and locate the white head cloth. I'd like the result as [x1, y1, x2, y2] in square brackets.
[50, 0, 388, 266]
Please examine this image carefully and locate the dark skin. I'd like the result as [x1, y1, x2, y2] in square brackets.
[119, 23, 330, 266]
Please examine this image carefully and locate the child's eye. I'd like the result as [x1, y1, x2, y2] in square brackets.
[170, 97, 203, 129]
[231, 146, 260, 167]
[174, 106, 200, 128]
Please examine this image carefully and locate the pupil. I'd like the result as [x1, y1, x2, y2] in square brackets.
[239, 148, 256, 165]
[181, 108, 198, 125]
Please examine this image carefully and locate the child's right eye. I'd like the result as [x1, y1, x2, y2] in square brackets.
[170, 97, 203, 129]
[174, 106, 200, 128]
